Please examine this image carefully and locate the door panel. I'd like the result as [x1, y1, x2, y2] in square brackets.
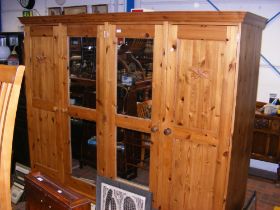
[31, 108, 59, 175]
[174, 39, 226, 136]
[154, 24, 237, 210]
[170, 139, 217, 210]
[114, 25, 155, 187]
[58, 25, 99, 198]
[27, 26, 62, 179]
[31, 36, 56, 103]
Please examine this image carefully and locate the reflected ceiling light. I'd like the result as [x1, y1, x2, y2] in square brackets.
[55, 0, 66, 6]
[193, 1, 200, 8]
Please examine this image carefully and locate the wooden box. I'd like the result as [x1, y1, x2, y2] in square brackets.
[25, 172, 91, 210]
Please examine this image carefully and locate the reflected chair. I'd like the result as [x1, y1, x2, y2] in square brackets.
[0, 65, 25, 210]
[136, 100, 152, 167]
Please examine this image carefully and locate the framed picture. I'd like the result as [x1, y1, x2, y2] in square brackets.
[92, 4, 108, 14]
[48, 7, 62, 16]
[9, 36, 18, 46]
[63, 5, 87, 15]
[96, 176, 152, 210]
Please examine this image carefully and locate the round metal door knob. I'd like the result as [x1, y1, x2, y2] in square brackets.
[163, 128, 172, 135]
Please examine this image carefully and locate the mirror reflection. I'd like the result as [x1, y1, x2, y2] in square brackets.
[71, 117, 97, 184]
[117, 127, 151, 187]
[69, 37, 96, 109]
[117, 38, 153, 118]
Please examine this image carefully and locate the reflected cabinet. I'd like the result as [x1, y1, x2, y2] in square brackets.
[20, 12, 266, 210]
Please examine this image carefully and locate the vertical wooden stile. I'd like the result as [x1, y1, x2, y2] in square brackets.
[105, 23, 117, 178]
[96, 24, 106, 176]
[225, 23, 263, 210]
[159, 23, 178, 210]
[97, 23, 117, 178]
[24, 26, 35, 169]
[213, 26, 239, 210]
[55, 24, 68, 182]
[149, 23, 168, 209]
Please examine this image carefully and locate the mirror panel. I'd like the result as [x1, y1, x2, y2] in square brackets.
[70, 117, 97, 185]
[117, 38, 153, 118]
[117, 127, 150, 187]
[69, 37, 96, 109]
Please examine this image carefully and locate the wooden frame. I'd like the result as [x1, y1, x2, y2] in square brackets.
[92, 4, 108, 14]
[48, 7, 62, 16]
[63, 5, 87, 15]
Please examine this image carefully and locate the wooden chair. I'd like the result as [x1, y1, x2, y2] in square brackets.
[136, 100, 152, 167]
[0, 65, 25, 210]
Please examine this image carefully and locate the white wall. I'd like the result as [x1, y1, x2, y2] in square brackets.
[1, 0, 126, 32]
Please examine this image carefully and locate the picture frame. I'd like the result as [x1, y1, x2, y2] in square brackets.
[63, 5, 87, 15]
[92, 4, 108, 14]
[9, 36, 19, 46]
[96, 175, 152, 210]
[48, 7, 62, 16]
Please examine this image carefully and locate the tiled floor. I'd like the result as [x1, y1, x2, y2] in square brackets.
[246, 175, 280, 210]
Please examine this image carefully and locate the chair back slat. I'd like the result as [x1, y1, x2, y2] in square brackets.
[0, 83, 12, 144]
[0, 65, 25, 210]
[0, 65, 17, 83]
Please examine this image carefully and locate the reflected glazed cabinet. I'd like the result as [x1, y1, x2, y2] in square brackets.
[252, 102, 280, 181]
[19, 12, 266, 210]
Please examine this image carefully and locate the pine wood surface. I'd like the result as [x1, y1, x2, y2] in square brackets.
[0, 65, 25, 210]
[20, 12, 266, 210]
[225, 23, 263, 210]
[19, 11, 266, 28]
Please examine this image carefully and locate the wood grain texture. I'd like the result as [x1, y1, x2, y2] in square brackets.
[19, 12, 266, 29]
[178, 25, 228, 41]
[149, 23, 167, 208]
[225, 23, 263, 210]
[54, 24, 67, 182]
[209, 26, 239, 210]
[67, 25, 98, 37]
[21, 12, 265, 209]
[96, 24, 106, 177]
[116, 25, 154, 38]
[154, 23, 178, 210]
[115, 115, 151, 133]
[27, 25, 62, 181]
[68, 106, 97, 121]
[98, 23, 117, 178]
[30, 26, 54, 36]
[0, 65, 25, 210]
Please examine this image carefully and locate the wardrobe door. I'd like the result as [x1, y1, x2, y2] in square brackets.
[153, 25, 239, 210]
[98, 23, 165, 190]
[24, 25, 64, 180]
[62, 25, 99, 199]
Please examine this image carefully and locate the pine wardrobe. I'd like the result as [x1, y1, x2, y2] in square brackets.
[19, 11, 266, 210]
